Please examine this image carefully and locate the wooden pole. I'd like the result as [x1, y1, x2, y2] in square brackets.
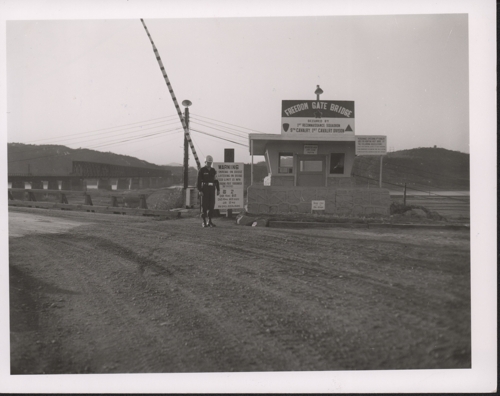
[183, 108, 189, 190]
[403, 183, 407, 206]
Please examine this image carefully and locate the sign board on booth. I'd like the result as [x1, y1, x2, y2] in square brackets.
[355, 136, 387, 155]
[282, 100, 355, 137]
[304, 145, 318, 154]
[214, 162, 244, 210]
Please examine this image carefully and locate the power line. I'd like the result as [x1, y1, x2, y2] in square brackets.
[11, 119, 182, 155]
[24, 114, 180, 144]
[34, 122, 183, 149]
[191, 136, 205, 164]
[88, 128, 183, 150]
[8, 127, 183, 164]
[189, 120, 250, 142]
[189, 115, 250, 138]
[191, 113, 268, 134]
[189, 128, 248, 147]
[120, 132, 184, 157]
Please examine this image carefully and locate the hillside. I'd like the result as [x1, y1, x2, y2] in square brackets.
[8, 143, 469, 191]
[8, 143, 167, 175]
[352, 147, 469, 190]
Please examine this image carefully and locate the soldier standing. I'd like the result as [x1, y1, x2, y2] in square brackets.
[197, 155, 220, 228]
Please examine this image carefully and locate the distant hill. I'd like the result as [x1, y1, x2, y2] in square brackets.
[8, 143, 469, 191]
[8, 143, 167, 175]
[352, 147, 469, 190]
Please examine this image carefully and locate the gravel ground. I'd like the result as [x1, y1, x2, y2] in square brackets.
[9, 206, 470, 374]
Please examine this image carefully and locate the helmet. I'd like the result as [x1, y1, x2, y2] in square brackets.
[205, 155, 213, 162]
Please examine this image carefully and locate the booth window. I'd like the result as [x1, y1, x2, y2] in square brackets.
[278, 153, 294, 174]
[330, 153, 345, 174]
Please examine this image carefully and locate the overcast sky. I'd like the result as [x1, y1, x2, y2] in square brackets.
[6, 13, 469, 166]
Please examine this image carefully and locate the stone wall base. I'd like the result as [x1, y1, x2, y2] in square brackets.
[247, 185, 391, 216]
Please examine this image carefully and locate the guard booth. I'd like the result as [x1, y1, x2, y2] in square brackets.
[247, 95, 391, 216]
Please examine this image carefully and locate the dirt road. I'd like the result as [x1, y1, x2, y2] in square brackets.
[9, 206, 470, 373]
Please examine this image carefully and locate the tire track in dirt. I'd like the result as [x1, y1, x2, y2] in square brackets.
[9, 208, 471, 372]
[35, 232, 214, 372]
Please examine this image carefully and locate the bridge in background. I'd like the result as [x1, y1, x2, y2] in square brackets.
[8, 161, 174, 191]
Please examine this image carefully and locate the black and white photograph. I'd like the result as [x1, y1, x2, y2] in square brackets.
[0, 0, 496, 393]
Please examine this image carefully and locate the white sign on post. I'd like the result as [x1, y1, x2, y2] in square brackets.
[355, 135, 387, 155]
[214, 162, 244, 210]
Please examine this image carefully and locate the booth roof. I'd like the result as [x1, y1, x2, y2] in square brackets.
[248, 133, 356, 155]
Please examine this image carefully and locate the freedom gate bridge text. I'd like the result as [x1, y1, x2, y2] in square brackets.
[281, 100, 355, 136]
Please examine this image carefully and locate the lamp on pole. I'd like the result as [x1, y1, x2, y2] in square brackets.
[181, 99, 192, 190]
[314, 85, 323, 100]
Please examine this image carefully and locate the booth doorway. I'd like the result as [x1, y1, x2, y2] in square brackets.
[296, 155, 326, 187]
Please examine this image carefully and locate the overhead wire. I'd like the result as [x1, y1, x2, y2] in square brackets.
[189, 121, 249, 144]
[191, 112, 269, 134]
[190, 134, 205, 164]
[189, 128, 248, 147]
[189, 115, 250, 138]
[88, 128, 183, 150]
[8, 127, 184, 164]
[11, 119, 182, 156]
[8, 102, 469, 199]
[25, 114, 180, 144]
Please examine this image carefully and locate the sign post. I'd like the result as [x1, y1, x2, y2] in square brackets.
[355, 135, 388, 188]
[355, 136, 387, 156]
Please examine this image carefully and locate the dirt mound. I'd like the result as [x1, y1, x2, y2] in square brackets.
[390, 202, 447, 221]
[146, 188, 184, 210]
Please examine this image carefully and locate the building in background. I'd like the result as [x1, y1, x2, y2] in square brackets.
[247, 89, 390, 216]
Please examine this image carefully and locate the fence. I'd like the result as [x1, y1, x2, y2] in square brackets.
[8, 188, 184, 219]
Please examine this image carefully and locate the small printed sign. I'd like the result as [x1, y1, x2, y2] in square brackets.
[304, 145, 318, 154]
[355, 135, 387, 155]
[311, 200, 326, 211]
[214, 162, 244, 210]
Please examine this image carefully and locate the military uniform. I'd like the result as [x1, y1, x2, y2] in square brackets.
[197, 158, 220, 227]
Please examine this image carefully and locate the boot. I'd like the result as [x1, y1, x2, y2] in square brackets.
[208, 218, 216, 227]
[201, 215, 207, 228]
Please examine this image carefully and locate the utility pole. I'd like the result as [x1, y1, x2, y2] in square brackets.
[182, 100, 191, 189]
[182, 100, 192, 208]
